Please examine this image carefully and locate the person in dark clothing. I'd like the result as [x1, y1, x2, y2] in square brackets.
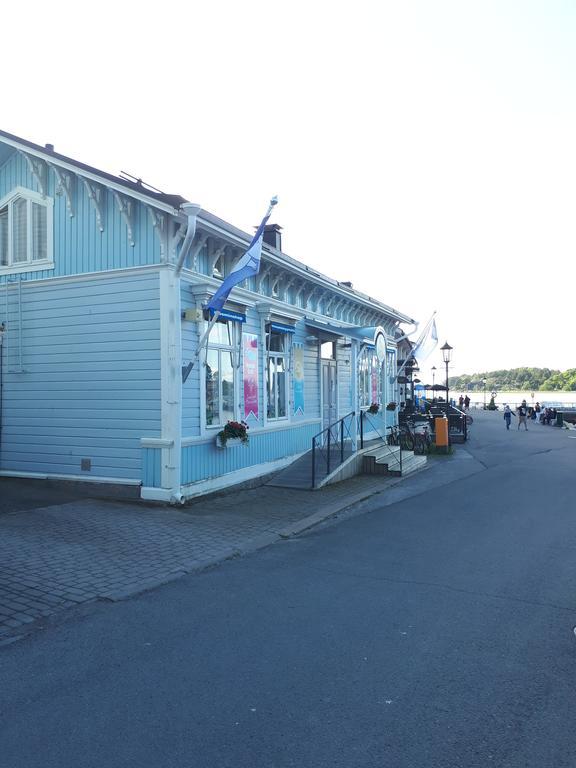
[517, 401, 529, 431]
[464, 395, 470, 410]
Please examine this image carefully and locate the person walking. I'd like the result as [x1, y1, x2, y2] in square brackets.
[535, 402, 542, 423]
[517, 400, 529, 431]
[503, 404, 514, 430]
[464, 395, 470, 410]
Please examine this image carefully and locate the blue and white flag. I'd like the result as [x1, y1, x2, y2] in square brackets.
[413, 317, 438, 366]
[207, 197, 277, 315]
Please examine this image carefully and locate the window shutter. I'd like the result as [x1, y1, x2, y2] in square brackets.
[31, 202, 47, 261]
[12, 197, 28, 263]
[0, 208, 7, 266]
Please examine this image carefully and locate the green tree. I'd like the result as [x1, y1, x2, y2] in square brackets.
[449, 367, 562, 391]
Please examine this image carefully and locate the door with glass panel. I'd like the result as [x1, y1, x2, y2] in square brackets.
[322, 360, 337, 430]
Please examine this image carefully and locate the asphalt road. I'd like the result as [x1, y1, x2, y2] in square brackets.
[1, 411, 576, 767]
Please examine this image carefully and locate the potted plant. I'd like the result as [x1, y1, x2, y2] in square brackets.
[367, 402, 380, 414]
[386, 402, 397, 411]
[216, 420, 250, 448]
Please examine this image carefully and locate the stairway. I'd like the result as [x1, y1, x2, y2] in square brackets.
[362, 445, 427, 477]
[267, 440, 427, 490]
[266, 447, 355, 490]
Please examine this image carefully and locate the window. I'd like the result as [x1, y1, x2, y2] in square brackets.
[320, 341, 335, 359]
[205, 320, 236, 427]
[0, 189, 51, 270]
[266, 326, 290, 420]
[358, 348, 383, 408]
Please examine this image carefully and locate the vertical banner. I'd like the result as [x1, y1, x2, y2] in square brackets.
[243, 333, 259, 420]
[371, 355, 378, 404]
[293, 343, 305, 415]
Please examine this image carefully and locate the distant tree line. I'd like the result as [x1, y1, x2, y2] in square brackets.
[448, 367, 576, 392]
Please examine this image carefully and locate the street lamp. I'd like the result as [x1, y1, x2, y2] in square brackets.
[441, 342, 453, 412]
[431, 366, 436, 403]
[482, 378, 487, 410]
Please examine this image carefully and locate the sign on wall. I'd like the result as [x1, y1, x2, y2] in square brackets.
[293, 343, 305, 415]
[243, 333, 259, 420]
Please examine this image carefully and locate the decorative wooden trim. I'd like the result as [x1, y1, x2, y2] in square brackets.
[209, 244, 227, 276]
[113, 191, 135, 247]
[147, 206, 167, 259]
[170, 220, 186, 262]
[48, 163, 75, 217]
[189, 231, 209, 272]
[82, 178, 106, 232]
[256, 264, 272, 292]
[20, 152, 47, 196]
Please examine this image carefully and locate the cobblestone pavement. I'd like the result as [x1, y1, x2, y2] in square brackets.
[0, 474, 400, 640]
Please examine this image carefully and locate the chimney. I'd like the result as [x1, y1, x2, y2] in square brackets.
[45, 143, 55, 152]
[263, 223, 282, 252]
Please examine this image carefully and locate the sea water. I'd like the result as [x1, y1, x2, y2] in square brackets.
[454, 391, 576, 409]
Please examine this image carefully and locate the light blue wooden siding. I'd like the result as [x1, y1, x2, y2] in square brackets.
[142, 447, 162, 487]
[385, 408, 397, 429]
[362, 409, 386, 438]
[0, 151, 161, 283]
[181, 421, 318, 485]
[0, 272, 161, 480]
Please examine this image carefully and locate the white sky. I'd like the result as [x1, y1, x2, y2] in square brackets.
[3, 0, 576, 382]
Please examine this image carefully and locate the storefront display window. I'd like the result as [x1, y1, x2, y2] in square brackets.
[266, 326, 290, 420]
[358, 347, 383, 408]
[205, 321, 236, 427]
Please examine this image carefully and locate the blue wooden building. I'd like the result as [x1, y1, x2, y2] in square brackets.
[0, 130, 417, 502]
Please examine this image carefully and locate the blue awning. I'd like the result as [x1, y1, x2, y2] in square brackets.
[305, 319, 392, 345]
[209, 308, 246, 323]
[270, 321, 296, 334]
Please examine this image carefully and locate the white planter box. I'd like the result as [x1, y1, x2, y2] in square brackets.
[216, 436, 247, 449]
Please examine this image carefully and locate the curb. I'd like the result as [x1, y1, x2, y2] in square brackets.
[96, 479, 407, 604]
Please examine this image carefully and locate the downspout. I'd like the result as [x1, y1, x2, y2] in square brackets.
[174, 203, 202, 277]
[161, 201, 201, 505]
[394, 318, 419, 344]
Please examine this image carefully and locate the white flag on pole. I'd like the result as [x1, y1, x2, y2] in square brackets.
[412, 318, 438, 366]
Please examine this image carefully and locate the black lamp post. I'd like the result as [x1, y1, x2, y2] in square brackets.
[482, 378, 487, 410]
[431, 366, 436, 402]
[441, 342, 453, 412]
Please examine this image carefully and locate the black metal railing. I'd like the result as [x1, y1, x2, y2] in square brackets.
[359, 409, 403, 475]
[448, 406, 468, 442]
[311, 411, 356, 488]
[429, 405, 469, 443]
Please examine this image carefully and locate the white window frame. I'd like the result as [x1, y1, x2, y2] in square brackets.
[0, 186, 54, 275]
[266, 326, 291, 422]
[204, 319, 239, 430]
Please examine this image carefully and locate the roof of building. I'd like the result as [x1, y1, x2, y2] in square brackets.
[0, 128, 187, 210]
[0, 128, 416, 326]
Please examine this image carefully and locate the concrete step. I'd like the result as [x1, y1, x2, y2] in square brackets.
[386, 453, 428, 477]
[363, 447, 427, 477]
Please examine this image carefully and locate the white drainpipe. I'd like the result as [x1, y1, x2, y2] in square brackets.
[158, 202, 201, 504]
[174, 203, 202, 277]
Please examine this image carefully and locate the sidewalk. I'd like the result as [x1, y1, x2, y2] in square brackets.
[0, 471, 411, 642]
